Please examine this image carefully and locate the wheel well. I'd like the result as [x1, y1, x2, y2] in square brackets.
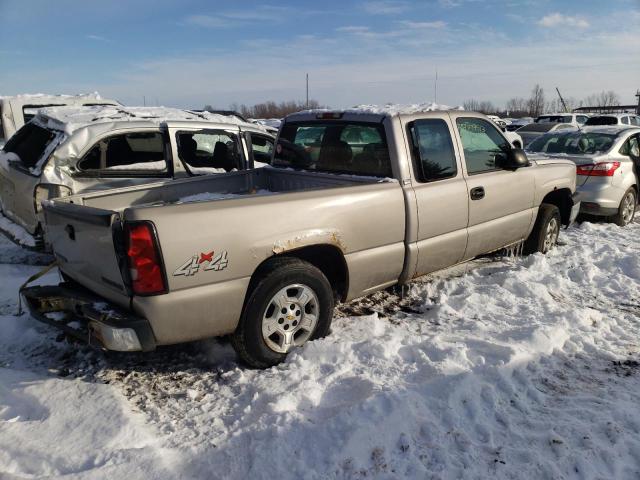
[541, 188, 573, 226]
[249, 245, 349, 303]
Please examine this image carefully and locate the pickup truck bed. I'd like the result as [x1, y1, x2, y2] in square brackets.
[40, 166, 404, 348]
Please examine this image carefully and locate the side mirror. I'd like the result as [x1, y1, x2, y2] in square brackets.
[503, 148, 530, 170]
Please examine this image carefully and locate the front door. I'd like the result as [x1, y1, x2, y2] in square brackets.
[451, 115, 535, 260]
[405, 116, 469, 277]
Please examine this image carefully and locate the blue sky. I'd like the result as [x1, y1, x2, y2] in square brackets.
[1, 0, 639, 109]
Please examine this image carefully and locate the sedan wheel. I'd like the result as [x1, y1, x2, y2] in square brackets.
[613, 188, 637, 227]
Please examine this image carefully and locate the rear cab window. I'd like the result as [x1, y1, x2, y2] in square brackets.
[78, 131, 169, 176]
[274, 121, 392, 177]
[585, 116, 617, 126]
[2, 122, 64, 175]
[175, 130, 244, 175]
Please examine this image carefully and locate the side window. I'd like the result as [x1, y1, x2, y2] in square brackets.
[410, 119, 457, 182]
[176, 130, 242, 174]
[250, 134, 274, 166]
[622, 136, 640, 159]
[456, 117, 510, 174]
[78, 132, 166, 173]
[577, 116, 588, 124]
[622, 117, 629, 125]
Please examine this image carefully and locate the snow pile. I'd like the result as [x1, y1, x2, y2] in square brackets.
[1, 221, 640, 478]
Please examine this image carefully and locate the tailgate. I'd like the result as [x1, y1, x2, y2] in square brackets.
[43, 201, 131, 305]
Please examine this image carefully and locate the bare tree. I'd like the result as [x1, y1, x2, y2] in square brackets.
[583, 90, 620, 107]
[209, 100, 324, 119]
[505, 97, 528, 116]
[463, 99, 495, 114]
[528, 84, 545, 117]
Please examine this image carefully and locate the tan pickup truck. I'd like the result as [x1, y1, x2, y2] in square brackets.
[22, 108, 580, 368]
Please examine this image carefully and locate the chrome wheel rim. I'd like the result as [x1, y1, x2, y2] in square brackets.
[621, 192, 636, 225]
[261, 283, 319, 354]
[543, 217, 559, 252]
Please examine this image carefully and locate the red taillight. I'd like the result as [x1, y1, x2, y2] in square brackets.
[315, 112, 343, 119]
[125, 222, 166, 295]
[576, 162, 620, 177]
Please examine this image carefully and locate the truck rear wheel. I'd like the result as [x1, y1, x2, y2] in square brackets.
[231, 257, 334, 368]
[524, 203, 560, 255]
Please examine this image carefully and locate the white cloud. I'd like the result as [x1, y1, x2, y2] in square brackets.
[400, 21, 447, 29]
[185, 6, 290, 28]
[538, 13, 590, 28]
[185, 15, 229, 28]
[86, 34, 110, 42]
[362, 1, 410, 15]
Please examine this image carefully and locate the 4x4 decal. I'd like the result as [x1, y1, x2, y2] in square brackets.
[173, 250, 229, 276]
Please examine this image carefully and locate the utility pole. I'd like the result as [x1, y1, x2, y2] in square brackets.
[306, 73, 309, 109]
[434, 68, 438, 104]
[555, 87, 568, 112]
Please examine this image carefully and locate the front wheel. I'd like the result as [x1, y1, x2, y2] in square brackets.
[524, 204, 561, 254]
[611, 188, 636, 227]
[231, 257, 334, 368]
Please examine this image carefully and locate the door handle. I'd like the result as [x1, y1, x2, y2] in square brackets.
[470, 186, 485, 200]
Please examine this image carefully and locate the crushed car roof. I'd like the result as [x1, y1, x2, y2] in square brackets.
[34, 105, 260, 135]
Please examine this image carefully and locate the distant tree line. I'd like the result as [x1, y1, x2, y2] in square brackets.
[204, 100, 324, 119]
[464, 86, 622, 118]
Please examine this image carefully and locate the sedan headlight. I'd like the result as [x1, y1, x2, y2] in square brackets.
[34, 184, 72, 213]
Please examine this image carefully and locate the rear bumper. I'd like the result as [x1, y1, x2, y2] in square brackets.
[569, 192, 582, 224]
[576, 178, 626, 217]
[21, 283, 156, 352]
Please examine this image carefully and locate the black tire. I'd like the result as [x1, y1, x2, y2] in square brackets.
[524, 203, 561, 254]
[231, 257, 334, 368]
[610, 187, 636, 227]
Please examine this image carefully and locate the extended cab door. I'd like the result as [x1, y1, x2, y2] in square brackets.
[450, 114, 535, 260]
[404, 115, 469, 277]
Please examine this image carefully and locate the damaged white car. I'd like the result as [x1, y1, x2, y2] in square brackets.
[0, 93, 120, 148]
[0, 105, 274, 246]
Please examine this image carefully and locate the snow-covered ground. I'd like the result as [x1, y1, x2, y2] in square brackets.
[1, 220, 640, 479]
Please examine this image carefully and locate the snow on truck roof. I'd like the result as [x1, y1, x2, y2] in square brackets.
[287, 102, 464, 121]
[34, 105, 261, 135]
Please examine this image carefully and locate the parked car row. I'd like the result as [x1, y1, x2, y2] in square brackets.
[526, 125, 640, 226]
[17, 106, 583, 367]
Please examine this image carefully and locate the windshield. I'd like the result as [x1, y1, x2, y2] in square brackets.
[584, 116, 617, 126]
[536, 115, 572, 124]
[2, 123, 61, 169]
[527, 131, 618, 155]
[273, 121, 392, 177]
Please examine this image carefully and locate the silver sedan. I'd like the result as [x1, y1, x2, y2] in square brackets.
[526, 126, 639, 226]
